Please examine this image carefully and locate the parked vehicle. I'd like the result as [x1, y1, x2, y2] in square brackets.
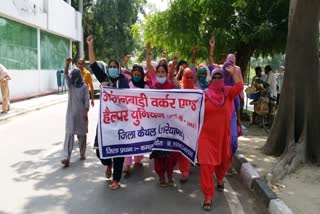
[85, 61, 107, 94]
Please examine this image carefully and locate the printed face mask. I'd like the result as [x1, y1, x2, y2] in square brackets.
[108, 68, 119, 78]
[199, 76, 207, 82]
[156, 76, 167, 84]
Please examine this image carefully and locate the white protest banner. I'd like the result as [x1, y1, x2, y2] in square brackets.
[97, 87, 204, 164]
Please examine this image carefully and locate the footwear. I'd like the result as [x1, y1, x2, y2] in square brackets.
[105, 166, 112, 178]
[61, 159, 70, 167]
[159, 179, 167, 188]
[217, 183, 224, 192]
[80, 155, 86, 160]
[202, 200, 212, 211]
[179, 176, 189, 183]
[167, 178, 175, 187]
[110, 181, 120, 190]
[0, 111, 7, 114]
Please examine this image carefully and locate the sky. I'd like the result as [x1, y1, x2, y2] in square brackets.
[147, 0, 168, 12]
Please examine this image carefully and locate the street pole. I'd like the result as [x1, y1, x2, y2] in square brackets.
[79, 0, 84, 59]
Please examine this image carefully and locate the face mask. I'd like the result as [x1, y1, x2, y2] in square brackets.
[108, 68, 119, 78]
[209, 79, 224, 90]
[183, 79, 194, 89]
[132, 76, 141, 82]
[156, 76, 167, 84]
[199, 76, 207, 82]
[261, 71, 266, 76]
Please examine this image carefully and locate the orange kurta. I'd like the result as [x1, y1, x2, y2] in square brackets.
[198, 82, 243, 166]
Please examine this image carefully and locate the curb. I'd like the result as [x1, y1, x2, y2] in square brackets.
[232, 153, 294, 214]
[0, 96, 67, 122]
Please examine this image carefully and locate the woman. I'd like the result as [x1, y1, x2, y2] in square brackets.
[196, 66, 210, 90]
[61, 58, 89, 167]
[87, 35, 129, 190]
[123, 64, 150, 176]
[223, 61, 241, 154]
[146, 42, 180, 187]
[198, 67, 243, 211]
[177, 68, 196, 183]
[149, 63, 180, 187]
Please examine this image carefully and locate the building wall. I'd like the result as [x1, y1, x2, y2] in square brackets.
[0, 0, 82, 100]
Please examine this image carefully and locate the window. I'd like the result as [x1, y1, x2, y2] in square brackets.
[0, 17, 37, 70]
[40, 31, 70, 70]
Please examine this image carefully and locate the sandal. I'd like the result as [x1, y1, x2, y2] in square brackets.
[167, 178, 175, 187]
[202, 200, 212, 211]
[217, 183, 224, 192]
[159, 180, 167, 188]
[105, 166, 112, 178]
[61, 159, 70, 167]
[110, 181, 120, 190]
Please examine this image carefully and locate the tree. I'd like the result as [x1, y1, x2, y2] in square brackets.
[84, 0, 146, 62]
[262, 0, 320, 182]
[143, 0, 289, 78]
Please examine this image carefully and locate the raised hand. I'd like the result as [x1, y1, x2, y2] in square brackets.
[86, 35, 93, 46]
[173, 55, 178, 64]
[124, 55, 131, 61]
[193, 47, 198, 54]
[66, 57, 72, 65]
[226, 65, 235, 74]
[209, 36, 215, 47]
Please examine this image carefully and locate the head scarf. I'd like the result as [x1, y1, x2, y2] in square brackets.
[205, 69, 225, 107]
[181, 68, 195, 89]
[70, 68, 84, 88]
[222, 61, 234, 86]
[131, 64, 146, 88]
[197, 66, 209, 89]
[226, 54, 236, 64]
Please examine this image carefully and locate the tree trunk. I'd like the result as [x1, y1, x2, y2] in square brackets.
[235, 44, 255, 83]
[262, 0, 320, 183]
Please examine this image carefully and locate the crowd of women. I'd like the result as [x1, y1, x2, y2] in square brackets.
[60, 35, 244, 211]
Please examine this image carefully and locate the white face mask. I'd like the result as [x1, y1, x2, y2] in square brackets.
[261, 72, 266, 75]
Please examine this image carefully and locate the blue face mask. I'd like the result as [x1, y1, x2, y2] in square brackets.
[132, 76, 141, 82]
[108, 68, 119, 78]
[156, 77, 167, 84]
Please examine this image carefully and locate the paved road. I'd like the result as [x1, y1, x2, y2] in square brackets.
[0, 100, 267, 214]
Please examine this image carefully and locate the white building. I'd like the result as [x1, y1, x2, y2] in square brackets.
[0, 0, 83, 100]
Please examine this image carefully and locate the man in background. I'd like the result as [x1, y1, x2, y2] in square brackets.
[77, 59, 95, 107]
[0, 64, 11, 114]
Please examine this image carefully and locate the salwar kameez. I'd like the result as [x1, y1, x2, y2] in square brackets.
[198, 82, 243, 201]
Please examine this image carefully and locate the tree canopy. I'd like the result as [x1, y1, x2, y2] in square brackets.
[143, 0, 289, 74]
[81, 0, 146, 62]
